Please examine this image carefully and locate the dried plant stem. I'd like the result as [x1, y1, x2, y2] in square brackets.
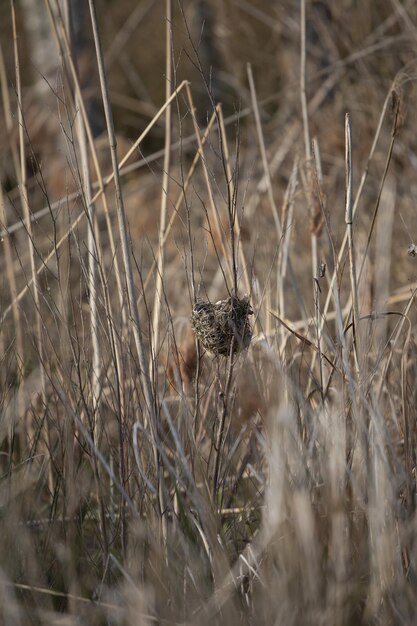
[0, 39, 20, 178]
[373, 177, 395, 338]
[151, 0, 173, 369]
[247, 63, 281, 236]
[245, 67, 342, 225]
[151, 0, 173, 560]
[248, 63, 307, 345]
[375, 289, 416, 400]
[45, 0, 126, 317]
[99, 81, 187, 176]
[77, 111, 110, 558]
[300, 0, 311, 163]
[87, 0, 159, 510]
[312, 139, 325, 400]
[185, 83, 233, 288]
[76, 110, 101, 435]
[300, 1, 325, 398]
[0, 29, 26, 446]
[0, 36, 24, 346]
[47, 1, 129, 547]
[11, 0, 50, 470]
[357, 96, 400, 286]
[0, 84, 231, 242]
[401, 321, 414, 513]
[0, 190, 23, 370]
[0, 80, 188, 328]
[345, 113, 360, 376]
[217, 106, 252, 299]
[276, 159, 298, 354]
[331, 268, 356, 414]
[307, 84, 395, 380]
[212, 352, 235, 502]
[0, 187, 25, 461]
[85, 2, 150, 383]
[143, 107, 219, 297]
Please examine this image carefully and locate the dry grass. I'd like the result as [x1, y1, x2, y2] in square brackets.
[1, 1, 417, 624]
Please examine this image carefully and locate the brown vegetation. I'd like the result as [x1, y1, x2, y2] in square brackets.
[1, 1, 417, 624]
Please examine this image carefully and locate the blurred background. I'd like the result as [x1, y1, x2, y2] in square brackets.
[1, 2, 417, 624]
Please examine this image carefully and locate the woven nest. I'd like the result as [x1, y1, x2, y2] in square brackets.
[190, 295, 253, 356]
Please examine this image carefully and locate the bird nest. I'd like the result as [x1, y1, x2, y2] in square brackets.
[190, 295, 253, 356]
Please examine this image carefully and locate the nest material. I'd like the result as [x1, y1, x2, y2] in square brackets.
[190, 296, 253, 356]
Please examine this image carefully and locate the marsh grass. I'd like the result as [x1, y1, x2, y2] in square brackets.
[1, 1, 417, 624]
